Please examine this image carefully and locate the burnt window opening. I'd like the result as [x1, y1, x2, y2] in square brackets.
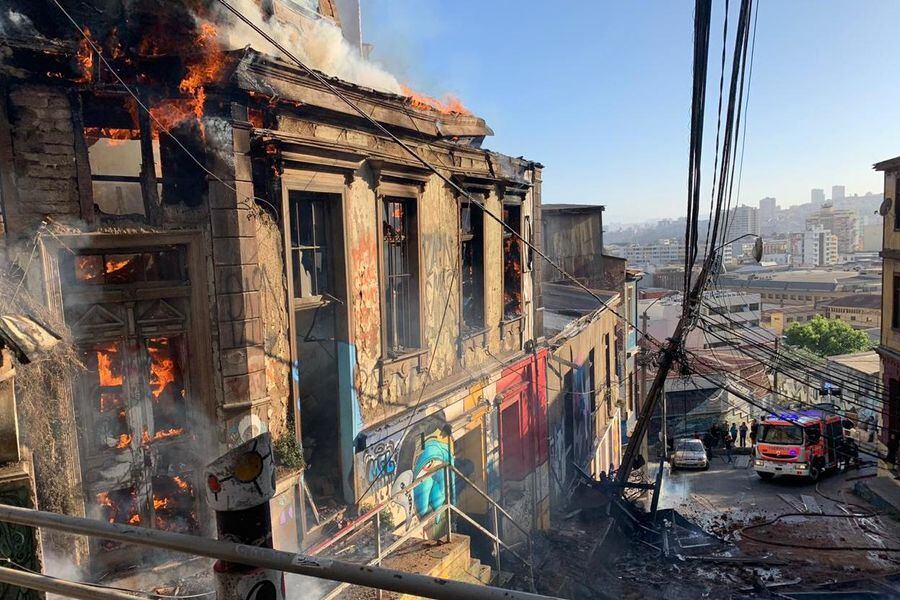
[893, 275, 900, 329]
[82, 94, 208, 217]
[289, 191, 334, 300]
[502, 201, 523, 320]
[64, 247, 187, 287]
[97, 487, 142, 550]
[383, 196, 420, 354]
[146, 336, 187, 436]
[460, 200, 485, 331]
[151, 475, 199, 534]
[83, 341, 131, 452]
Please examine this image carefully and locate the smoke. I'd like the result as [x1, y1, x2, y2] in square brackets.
[207, 0, 403, 94]
[0, 9, 40, 37]
[284, 572, 331, 599]
[42, 550, 86, 600]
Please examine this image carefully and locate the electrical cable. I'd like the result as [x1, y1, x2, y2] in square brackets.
[696, 295, 888, 397]
[698, 308, 888, 401]
[47, 0, 280, 219]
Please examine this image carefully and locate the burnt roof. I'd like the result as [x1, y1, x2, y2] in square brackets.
[542, 204, 605, 213]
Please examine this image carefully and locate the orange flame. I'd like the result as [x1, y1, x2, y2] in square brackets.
[148, 22, 225, 134]
[142, 427, 184, 445]
[76, 27, 94, 84]
[400, 85, 471, 116]
[95, 342, 123, 387]
[128, 513, 142, 525]
[153, 496, 172, 511]
[148, 338, 177, 399]
[115, 433, 132, 449]
[173, 476, 190, 491]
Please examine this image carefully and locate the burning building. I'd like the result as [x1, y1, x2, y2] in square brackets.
[0, 0, 558, 589]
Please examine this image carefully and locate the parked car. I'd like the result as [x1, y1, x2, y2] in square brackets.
[670, 438, 709, 470]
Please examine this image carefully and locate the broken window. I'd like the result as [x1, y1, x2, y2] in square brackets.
[383, 197, 420, 353]
[460, 200, 484, 331]
[64, 248, 186, 287]
[289, 191, 334, 299]
[82, 94, 208, 217]
[502, 201, 523, 320]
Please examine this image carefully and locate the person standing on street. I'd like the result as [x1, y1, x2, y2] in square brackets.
[723, 434, 734, 464]
[730, 423, 738, 444]
[739, 422, 748, 448]
[749, 419, 758, 448]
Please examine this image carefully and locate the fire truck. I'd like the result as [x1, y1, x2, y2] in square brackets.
[754, 408, 856, 481]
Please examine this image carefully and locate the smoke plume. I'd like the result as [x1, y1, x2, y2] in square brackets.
[206, 0, 403, 94]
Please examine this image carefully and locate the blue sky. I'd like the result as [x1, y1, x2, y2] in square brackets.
[361, 1, 900, 223]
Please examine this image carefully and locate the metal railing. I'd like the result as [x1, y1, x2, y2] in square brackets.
[311, 463, 536, 599]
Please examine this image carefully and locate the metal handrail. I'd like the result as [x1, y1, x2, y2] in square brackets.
[447, 464, 531, 540]
[305, 466, 440, 555]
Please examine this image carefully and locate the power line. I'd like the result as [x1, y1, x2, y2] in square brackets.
[698, 306, 888, 400]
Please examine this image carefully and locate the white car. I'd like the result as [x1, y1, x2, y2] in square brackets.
[670, 438, 709, 470]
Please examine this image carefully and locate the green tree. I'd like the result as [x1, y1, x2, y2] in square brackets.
[783, 315, 871, 357]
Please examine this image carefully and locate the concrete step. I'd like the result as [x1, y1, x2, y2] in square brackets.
[468, 558, 493, 585]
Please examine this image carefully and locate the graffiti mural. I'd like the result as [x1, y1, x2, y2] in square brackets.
[572, 364, 593, 468]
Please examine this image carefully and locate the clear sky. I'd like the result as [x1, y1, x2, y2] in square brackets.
[361, 1, 900, 224]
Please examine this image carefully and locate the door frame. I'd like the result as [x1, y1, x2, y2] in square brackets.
[39, 231, 215, 554]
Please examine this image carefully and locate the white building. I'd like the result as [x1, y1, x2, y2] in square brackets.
[725, 205, 759, 258]
[758, 197, 778, 222]
[625, 239, 732, 271]
[801, 228, 839, 267]
[638, 290, 769, 351]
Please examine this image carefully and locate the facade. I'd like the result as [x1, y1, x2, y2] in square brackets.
[758, 197, 778, 223]
[811, 188, 826, 204]
[541, 204, 619, 289]
[806, 202, 859, 255]
[638, 290, 768, 352]
[876, 155, 900, 443]
[801, 227, 839, 266]
[725, 205, 759, 258]
[861, 222, 883, 252]
[625, 239, 730, 271]
[832, 185, 846, 202]
[824, 294, 881, 330]
[718, 269, 882, 306]
[0, 1, 557, 585]
[762, 305, 820, 335]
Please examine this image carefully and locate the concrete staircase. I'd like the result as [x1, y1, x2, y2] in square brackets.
[336, 534, 492, 599]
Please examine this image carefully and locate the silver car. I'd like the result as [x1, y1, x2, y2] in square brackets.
[670, 438, 709, 470]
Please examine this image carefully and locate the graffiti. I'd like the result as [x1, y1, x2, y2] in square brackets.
[363, 439, 399, 484]
[572, 364, 592, 468]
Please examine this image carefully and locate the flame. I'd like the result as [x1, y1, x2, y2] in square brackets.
[128, 513, 142, 525]
[400, 85, 471, 116]
[173, 476, 190, 491]
[83, 128, 140, 147]
[141, 427, 184, 445]
[115, 433, 132, 449]
[75, 255, 103, 282]
[147, 22, 225, 134]
[76, 27, 94, 84]
[95, 342, 123, 387]
[105, 256, 135, 276]
[148, 338, 177, 399]
[153, 496, 172, 511]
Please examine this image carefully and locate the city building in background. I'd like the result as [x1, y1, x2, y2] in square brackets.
[811, 188, 826, 204]
[718, 269, 882, 306]
[761, 305, 821, 335]
[806, 202, 860, 256]
[824, 294, 882, 331]
[832, 185, 846, 202]
[758, 196, 778, 223]
[801, 227, 840, 266]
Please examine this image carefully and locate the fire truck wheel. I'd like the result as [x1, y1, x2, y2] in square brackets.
[757, 472, 774, 481]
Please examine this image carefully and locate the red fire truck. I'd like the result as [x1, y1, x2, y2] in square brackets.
[754, 409, 856, 481]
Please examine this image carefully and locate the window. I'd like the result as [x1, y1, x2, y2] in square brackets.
[893, 275, 900, 329]
[289, 191, 333, 300]
[65, 248, 186, 286]
[383, 197, 420, 353]
[895, 177, 900, 230]
[502, 201, 523, 319]
[604, 334, 612, 413]
[748, 303, 760, 311]
[460, 200, 484, 331]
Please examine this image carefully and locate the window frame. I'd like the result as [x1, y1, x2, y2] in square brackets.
[459, 196, 486, 333]
[286, 190, 338, 305]
[501, 197, 525, 321]
[378, 190, 424, 358]
[893, 274, 900, 330]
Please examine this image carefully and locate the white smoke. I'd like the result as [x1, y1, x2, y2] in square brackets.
[208, 0, 403, 94]
[0, 10, 40, 37]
